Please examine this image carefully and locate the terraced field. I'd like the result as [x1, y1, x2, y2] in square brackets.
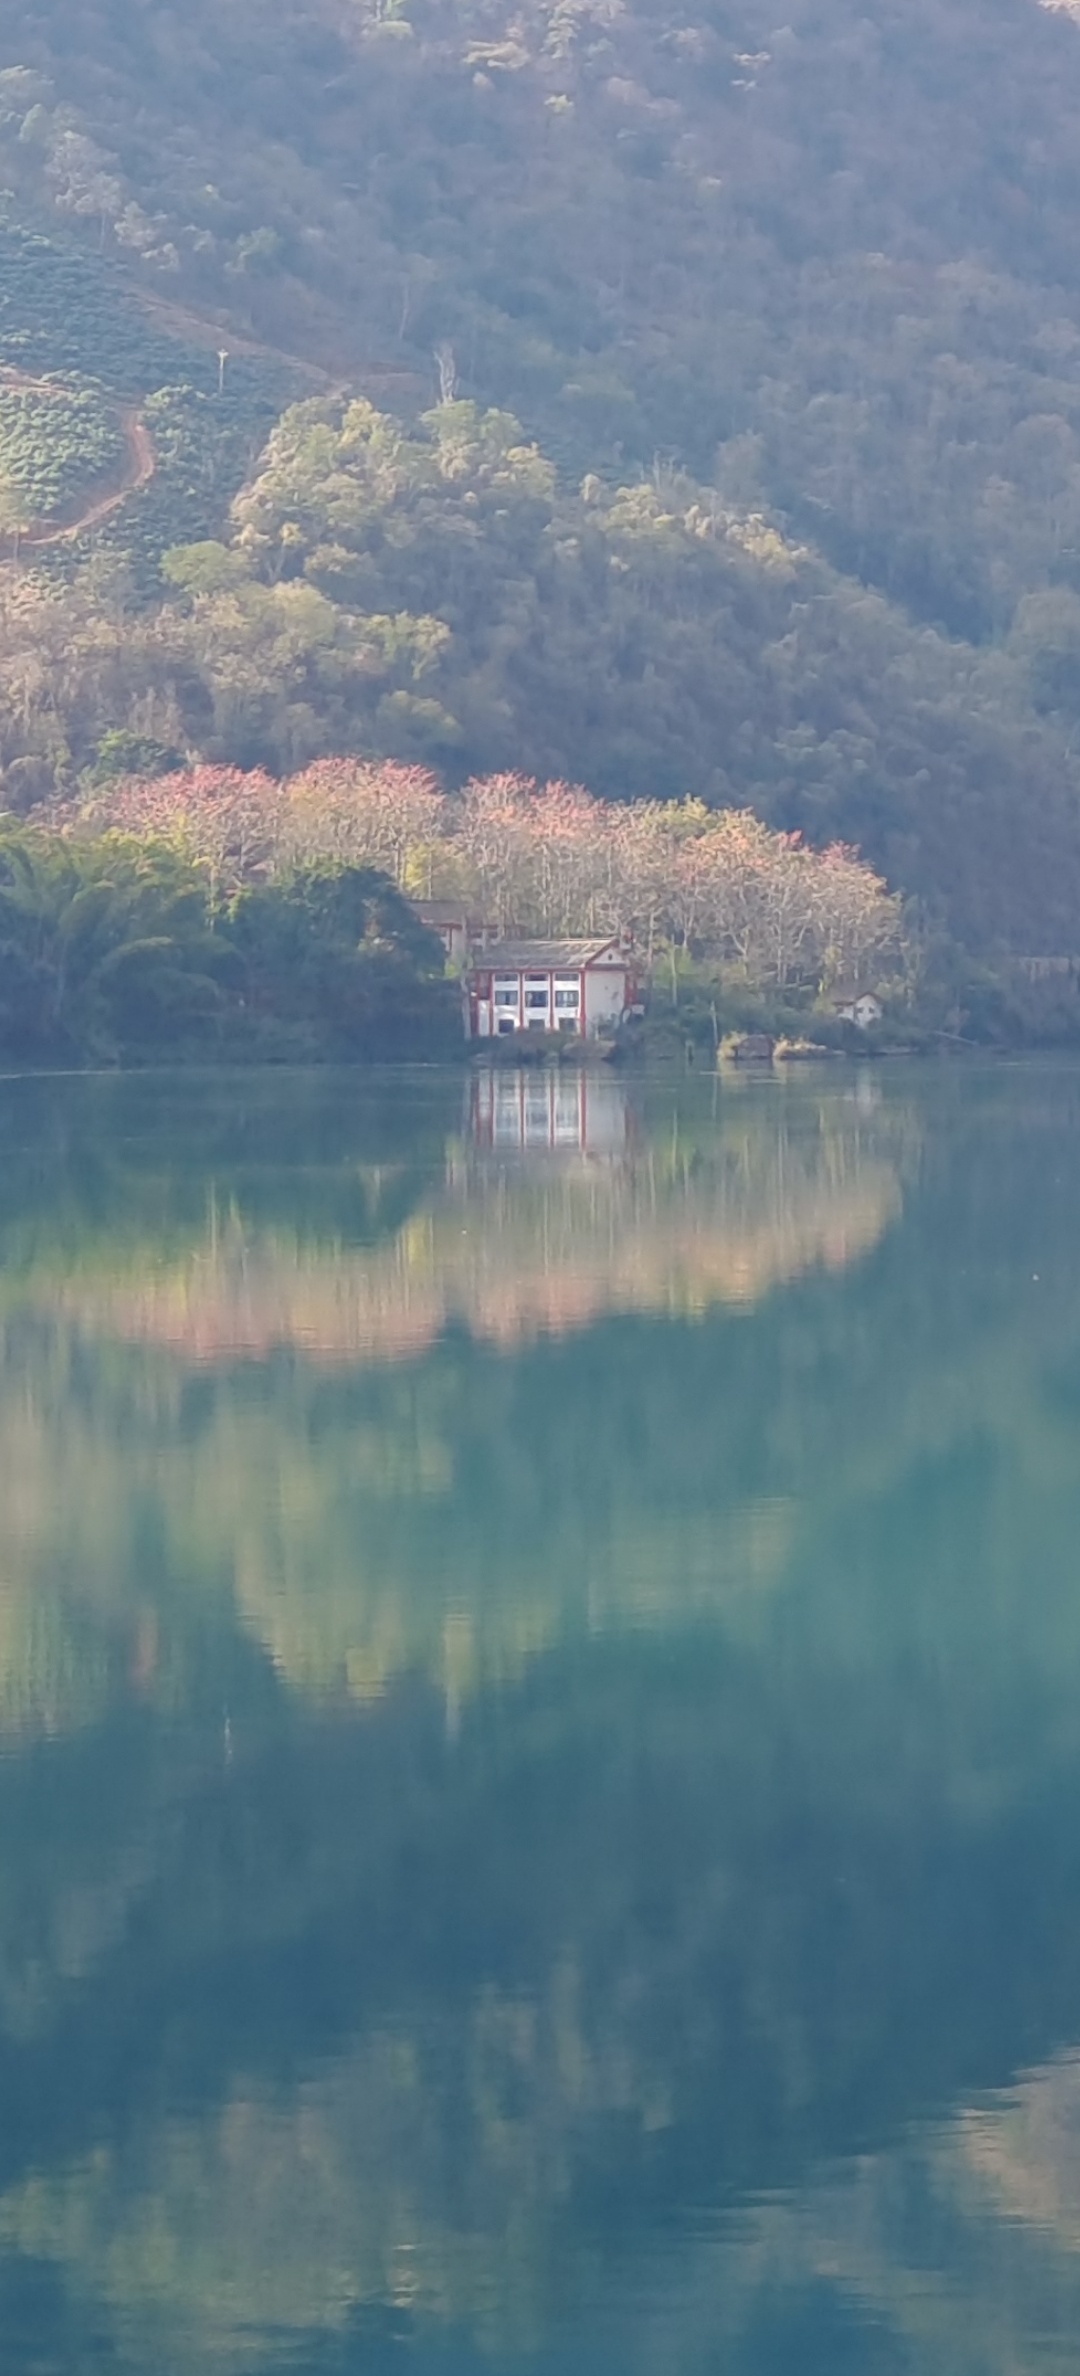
[0, 374, 127, 530]
[0, 219, 299, 574]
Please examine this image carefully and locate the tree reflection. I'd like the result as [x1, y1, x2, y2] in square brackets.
[17, 1070, 909, 1365]
[0, 1071, 1076, 2370]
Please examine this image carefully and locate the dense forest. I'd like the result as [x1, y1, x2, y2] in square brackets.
[0, 821, 456, 1062]
[0, 780, 908, 1063]
[2, 0, 1080, 957]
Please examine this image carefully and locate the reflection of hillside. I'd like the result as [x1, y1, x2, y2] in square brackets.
[599, 2050, 1080, 2376]
[43, 1079, 906, 1365]
[2, 1077, 1080, 2370]
[0, 1081, 915, 1722]
[7, 1752, 1080, 2376]
[0, 1321, 804, 1727]
[3, 1071, 1080, 1744]
[0, 1978, 620, 2369]
[959, 2050, 1080, 2247]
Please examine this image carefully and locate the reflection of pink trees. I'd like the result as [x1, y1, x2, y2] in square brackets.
[80, 761, 901, 988]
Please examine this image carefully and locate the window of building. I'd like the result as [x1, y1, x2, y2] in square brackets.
[494, 986, 518, 1008]
[496, 1015, 517, 1035]
[554, 984, 579, 1010]
[554, 1084, 582, 1140]
[524, 988, 549, 1011]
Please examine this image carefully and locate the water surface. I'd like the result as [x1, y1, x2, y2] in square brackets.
[0, 1062, 1079, 2371]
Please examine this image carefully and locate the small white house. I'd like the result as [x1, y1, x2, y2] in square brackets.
[833, 990, 883, 1031]
[466, 938, 639, 1041]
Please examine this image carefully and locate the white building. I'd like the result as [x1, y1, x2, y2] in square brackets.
[832, 990, 883, 1031]
[465, 938, 640, 1041]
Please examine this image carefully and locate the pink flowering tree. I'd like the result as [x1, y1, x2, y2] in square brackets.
[281, 759, 448, 892]
[81, 766, 287, 908]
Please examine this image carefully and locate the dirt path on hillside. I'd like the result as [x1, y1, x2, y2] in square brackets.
[0, 268, 426, 554]
[0, 371, 158, 547]
[22, 408, 156, 547]
[134, 285, 425, 404]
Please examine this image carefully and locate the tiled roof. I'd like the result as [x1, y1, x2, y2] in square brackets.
[470, 938, 623, 968]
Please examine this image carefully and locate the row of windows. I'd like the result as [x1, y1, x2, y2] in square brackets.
[493, 977, 581, 1010]
[488, 971, 582, 1035]
[497, 1016, 580, 1034]
[493, 974, 581, 989]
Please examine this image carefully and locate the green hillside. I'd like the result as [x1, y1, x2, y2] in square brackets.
[0, 216, 296, 567]
[3, 0, 1080, 949]
[0, 378, 123, 525]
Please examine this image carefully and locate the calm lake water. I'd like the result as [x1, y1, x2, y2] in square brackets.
[3, 1060, 1080, 2371]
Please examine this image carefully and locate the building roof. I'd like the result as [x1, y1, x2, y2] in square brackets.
[470, 938, 624, 970]
[829, 983, 882, 1006]
[412, 899, 479, 924]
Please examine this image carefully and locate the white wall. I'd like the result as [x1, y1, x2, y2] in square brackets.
[583, 964, 627, 1036]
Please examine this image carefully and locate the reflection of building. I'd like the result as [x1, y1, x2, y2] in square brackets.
[468, 1068, 632, 1158]
[466, 938, 640, 1041]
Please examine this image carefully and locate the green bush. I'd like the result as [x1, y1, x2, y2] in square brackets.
[226, 864, 461, 1059]
[0, 381, 122, 523]
[0, 823, 456, 1064]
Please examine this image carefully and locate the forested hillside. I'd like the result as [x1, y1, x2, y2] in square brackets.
[5, 0, 1080, 949]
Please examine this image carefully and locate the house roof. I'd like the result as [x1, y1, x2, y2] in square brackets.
[470, 938, 624, 970]
[412, 899, 479, 924]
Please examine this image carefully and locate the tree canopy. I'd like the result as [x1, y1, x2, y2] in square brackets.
[3, 0, 1080, 949]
